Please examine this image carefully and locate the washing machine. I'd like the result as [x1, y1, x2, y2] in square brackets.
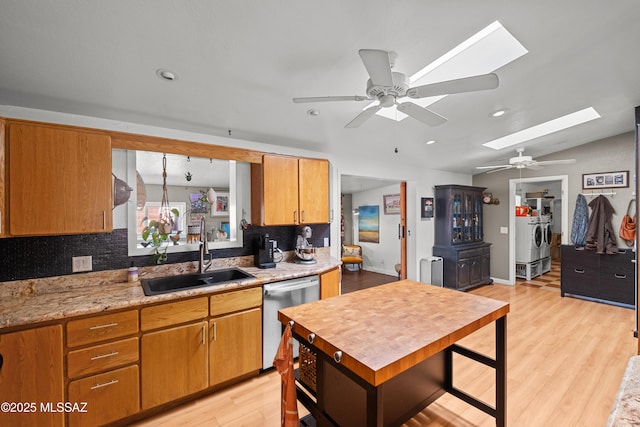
[539, 215, 552, 260]
[515, 216, 543, 263]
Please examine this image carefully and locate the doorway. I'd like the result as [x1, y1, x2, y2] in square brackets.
[508, 175, 569, 285]
[340, 175, 405, 278]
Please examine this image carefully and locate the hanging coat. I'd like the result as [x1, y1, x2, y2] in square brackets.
[585, 195, 618, 254]
[571, 194, 588, 247]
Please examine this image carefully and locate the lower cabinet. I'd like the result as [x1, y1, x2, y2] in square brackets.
[209, 308, 262, 386]
[320, 267, 341, 299]
[561, 245, 635, 305]
[67, 365, 139, 427]
[0, 325, 64, 427]
[141, 321, 209, 409]
[434, 243, 492, 290]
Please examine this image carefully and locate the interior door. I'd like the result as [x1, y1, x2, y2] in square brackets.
[399, 182, 407, 279]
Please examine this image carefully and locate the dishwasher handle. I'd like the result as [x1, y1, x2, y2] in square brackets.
[264, 279, 318, 296]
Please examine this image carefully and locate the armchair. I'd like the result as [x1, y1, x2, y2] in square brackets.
[341, 244, 363, 272]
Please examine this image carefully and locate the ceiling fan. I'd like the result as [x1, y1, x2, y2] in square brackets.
[292, 49, 499, 128]
[476, 147, 576, 173]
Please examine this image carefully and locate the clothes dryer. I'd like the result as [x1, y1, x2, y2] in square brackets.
[515, 216, 543, 263]
[540, 215, 552, 259]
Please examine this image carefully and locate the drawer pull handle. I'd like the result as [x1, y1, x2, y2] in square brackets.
[333, 351, 343, 363]
[0, 354, 3, 371]
[574, 269, 585, 274]
[213, 322, 217, 342]
[615, 274, 627, 279]
[90, 351, 119, 361]
[89, 322, 118, 330]
[308, 333, 316, 344]
[91, 379, 118, 390]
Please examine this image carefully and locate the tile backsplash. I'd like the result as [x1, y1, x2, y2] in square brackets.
[0, 224, 330, 282]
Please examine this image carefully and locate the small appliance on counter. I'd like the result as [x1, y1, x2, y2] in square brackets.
[254, 233, 276, 268]
[294, 225, 317, 264]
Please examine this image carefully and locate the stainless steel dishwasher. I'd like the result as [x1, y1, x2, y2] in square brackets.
[262, 275, 320, 369]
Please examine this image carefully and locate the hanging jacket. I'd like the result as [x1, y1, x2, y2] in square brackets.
[571, 194, 588, 247]
[585, 195, 618, 254]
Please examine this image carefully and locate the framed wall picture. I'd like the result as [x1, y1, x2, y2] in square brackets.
[582, 171, 629, 190]
[358, 205, 379, 243]
[210, 192, 229, 217]
[383, 194, 401, 215]
[421, 197, 434, 219]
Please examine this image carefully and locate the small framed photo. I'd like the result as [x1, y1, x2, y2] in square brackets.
[582, 171, 629, 190]
[210, 192, 229, 217]
[421, 197, 434, 219]
[383, 194, 401, 215]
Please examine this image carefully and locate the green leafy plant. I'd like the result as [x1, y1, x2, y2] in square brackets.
[141, 208, 180, 264]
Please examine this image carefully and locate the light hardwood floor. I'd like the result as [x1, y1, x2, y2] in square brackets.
[132, 277, 637, 427]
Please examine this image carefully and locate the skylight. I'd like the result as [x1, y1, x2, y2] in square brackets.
[371, 20, 528, 122]
[482, 107, 601, 150]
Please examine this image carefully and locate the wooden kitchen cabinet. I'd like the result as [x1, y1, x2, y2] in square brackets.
[68, 365, 139, 427]
[141, 321, 209, 409]
[7, 122, 113, 236]
[0, 325, 64, 427]
[433, 185, 492, 291]
[209, 287, 262, 386]
[320, 266, 341, 299]
[251, 154, 329, 225]
[65, 309, 140, 427]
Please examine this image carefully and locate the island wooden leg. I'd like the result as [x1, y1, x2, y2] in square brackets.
[496, 315, 506, 427]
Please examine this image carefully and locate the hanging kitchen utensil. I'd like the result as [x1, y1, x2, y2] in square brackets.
[112, 173, 133, 209]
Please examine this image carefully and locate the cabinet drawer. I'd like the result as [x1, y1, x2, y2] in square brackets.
[561, 246, 600, 269]
[600, 270, 635, 305]
[67, 310, 138, 348]
[561, 267, 599, 296]
[210, 287, 262, 316]
[67, 337, 138, 379]
[68, 365, 139, 427]
[141, 297, 208, 331]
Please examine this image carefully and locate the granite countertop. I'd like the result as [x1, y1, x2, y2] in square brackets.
[0, 249, 340, 331]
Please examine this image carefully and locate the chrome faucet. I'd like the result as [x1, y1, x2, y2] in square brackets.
[199, 217, 212, 273]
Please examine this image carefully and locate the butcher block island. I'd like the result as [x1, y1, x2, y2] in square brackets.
[278, 280, 510, 427]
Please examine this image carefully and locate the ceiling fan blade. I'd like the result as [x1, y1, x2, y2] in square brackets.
[359, 49, 394, 87]
[345, 105, 382, 128]
[396, 102, 447, 126]
[476, 164, 511, 170]
[534, 159, 577, 166]
[406, 73, 499, 99]
[293, 95, 370, 103]
[486, 166, 514, 174]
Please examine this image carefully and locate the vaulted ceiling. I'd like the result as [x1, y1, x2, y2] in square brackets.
[1, 1, 639, 175]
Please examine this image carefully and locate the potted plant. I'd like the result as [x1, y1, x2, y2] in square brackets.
[141, 208, 180, 264]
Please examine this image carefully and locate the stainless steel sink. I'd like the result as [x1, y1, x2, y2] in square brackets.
[141, 268, 255, 296]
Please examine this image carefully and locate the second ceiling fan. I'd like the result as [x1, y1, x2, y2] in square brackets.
[293, 49, 499, 128]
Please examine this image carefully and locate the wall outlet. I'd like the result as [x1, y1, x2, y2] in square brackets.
[500, 226, 509, 234]
[72, 256, 93, 272]
[323, 237, 329, 247]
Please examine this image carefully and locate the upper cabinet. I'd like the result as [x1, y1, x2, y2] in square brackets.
[8, 122, 113, 236]
[434, 185, 485, 246]
[251, 154, 329, 226]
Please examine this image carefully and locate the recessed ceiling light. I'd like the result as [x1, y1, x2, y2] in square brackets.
[425, 140, 436, 145]
[307, 109, 320, 116]
[482, 107, 601, 150]
[156, 68, 178, 81]
[491, 109, 507, 117]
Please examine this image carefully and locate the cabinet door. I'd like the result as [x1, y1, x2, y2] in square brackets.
[67, 365, 139, 427]
[141, 322, 208, 409]
[209, 308, 262, 386]
[320, 267, 341, 299]
[469, 257, 482, 285]
[261, 154, 299, 225]
[456, 259, 470, 289]
[298, 158, 329, 224]
[0, 325, 64, 427]
[8, 123, 112, 235]
[480, 253, 491, 282]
